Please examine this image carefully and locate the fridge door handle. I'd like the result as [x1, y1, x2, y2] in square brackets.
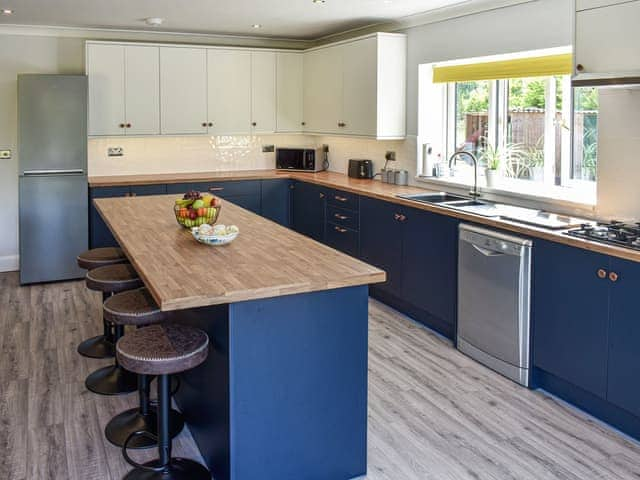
[23, 169, 84, 176]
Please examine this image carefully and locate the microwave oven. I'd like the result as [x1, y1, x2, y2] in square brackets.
[275, 147, 326, 172]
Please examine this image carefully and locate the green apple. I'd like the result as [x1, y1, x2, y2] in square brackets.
[192, 199, 205, 210]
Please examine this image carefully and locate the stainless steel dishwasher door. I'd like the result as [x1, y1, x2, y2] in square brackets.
[457, 224, 532, 386]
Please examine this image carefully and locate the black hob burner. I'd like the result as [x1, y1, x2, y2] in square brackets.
[566, 221, 640, 251]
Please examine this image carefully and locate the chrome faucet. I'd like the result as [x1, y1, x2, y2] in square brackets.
[449, 151, 481, 199]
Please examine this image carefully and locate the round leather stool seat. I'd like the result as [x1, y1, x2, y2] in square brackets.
[104, 288, 166, 327]
[86, 264, 143, 294]
[77, 247, 126, 270]
[117, 324, 209, 376]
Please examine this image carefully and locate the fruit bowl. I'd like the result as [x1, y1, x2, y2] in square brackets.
[174, 190, 222, 229]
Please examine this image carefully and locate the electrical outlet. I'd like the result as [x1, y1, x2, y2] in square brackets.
[0, 149, 11, 159]
[385, 151, 396, 161]
[262, 144, 275, 153]
[108, 147, 124, 157]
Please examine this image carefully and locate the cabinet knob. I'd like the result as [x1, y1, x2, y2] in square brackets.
[337, 122, 346, 128]
[394, 213, 407, 222]
[597, 268, 607, 279]
[119, 123, 125, 128]
[202, 122, 208, 127]
[208, 122, 213, 127]
[576, 64, 585, 72]
[289, 185, 295, 190]
[126, 123, 131, 128]
[252, 122, 257, 127]
[301, 122, 306, 126]
[609, 271, 619, 283]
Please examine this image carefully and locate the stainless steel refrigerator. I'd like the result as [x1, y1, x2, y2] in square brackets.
[18, 74, 88, 284]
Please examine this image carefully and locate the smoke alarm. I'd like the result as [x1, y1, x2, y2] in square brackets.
[144, 17, 164, 27]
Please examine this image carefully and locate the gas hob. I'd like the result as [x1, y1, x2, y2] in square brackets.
[565, 222, 640, 251]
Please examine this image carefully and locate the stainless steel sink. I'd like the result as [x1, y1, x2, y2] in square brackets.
[445, 200, 501, 217]
[397, 192, 468, 204]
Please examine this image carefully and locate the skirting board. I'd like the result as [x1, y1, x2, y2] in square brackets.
[0, 255, 19, 272]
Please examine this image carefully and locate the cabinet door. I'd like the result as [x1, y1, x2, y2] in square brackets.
[251, 51, 276, 134]
[87, 43, 125, 136]
[359, 197, 403, 298]
[130, 184, 167, 196]
[575, 1, 640, 77]
[341, 37, 377, 136]
[160, 47, 208, 135]
[303, 47, 342, 134]
[276, 52, 304, 132]
[89, 186, 130, 248]
[208, 50, 251, 135]
[125, 45, 160, 135]
[607, 257, 640, 416]
[401, 208, 458, 337]
[533, 240, 610, 398]
[291, 182, 325, 242]
[261, 179, 291, 227]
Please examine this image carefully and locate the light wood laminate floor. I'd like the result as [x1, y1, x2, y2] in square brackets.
[1, 272, 640, 479]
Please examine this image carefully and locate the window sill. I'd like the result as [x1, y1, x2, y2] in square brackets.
[415, 175, 596, 215]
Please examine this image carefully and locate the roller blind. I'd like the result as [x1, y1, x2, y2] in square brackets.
[432, 54, 573, 83]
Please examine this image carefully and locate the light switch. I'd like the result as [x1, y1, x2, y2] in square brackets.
[108, 147, 124, 157]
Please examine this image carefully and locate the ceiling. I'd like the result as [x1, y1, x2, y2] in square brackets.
[0, 0, 471, 40]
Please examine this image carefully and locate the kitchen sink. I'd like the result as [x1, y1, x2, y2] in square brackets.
[397, 192, 468, 204]
[445, 200, 501, 217]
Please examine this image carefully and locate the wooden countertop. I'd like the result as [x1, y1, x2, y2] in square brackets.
[90, 170, 640, 263]
[94, 195, 386, 311]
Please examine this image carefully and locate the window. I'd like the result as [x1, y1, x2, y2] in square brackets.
[421, 50, 598, 203]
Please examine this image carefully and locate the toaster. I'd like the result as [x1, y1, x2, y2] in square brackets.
[348, 159, 374, 179]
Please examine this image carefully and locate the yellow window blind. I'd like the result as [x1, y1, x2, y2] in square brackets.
[432, 54, 573, 83]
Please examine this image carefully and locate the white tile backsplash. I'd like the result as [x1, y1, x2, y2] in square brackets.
[88, 134, 315, 176]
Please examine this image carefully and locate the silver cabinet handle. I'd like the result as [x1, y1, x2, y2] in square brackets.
[334, 213, 348, 220]
[23, 169, 84, 176]
[334, 226, 348, 233]
[209, 187, 224, 192]
[471, 244, 505, 257]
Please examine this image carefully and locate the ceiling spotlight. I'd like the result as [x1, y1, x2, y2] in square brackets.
[1, 8, 13, 15]
[144, 17, 164, 27]
[252, 24, 262, 29]
[312, 0, 326, 4]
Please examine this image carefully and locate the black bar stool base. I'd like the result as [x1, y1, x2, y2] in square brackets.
[105, 408, 184, 449]
[123, 458, 211, 480]
[85, 365, 138, 396]
[77, 335, 114, 359]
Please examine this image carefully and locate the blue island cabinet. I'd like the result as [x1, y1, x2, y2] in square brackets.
[260, 179, 291, 227]
[172, 286, 369, 480]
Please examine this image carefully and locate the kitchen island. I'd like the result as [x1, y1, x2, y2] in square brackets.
[94, 194, 385, 480]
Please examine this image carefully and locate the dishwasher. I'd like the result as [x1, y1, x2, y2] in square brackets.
[457, 224, 532, 386]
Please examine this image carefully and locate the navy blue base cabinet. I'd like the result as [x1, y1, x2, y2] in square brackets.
[533, 239, 640, 441]
[261, 179, 291, 227]
[173, 286, 369, 480]
[291, 181, 326, 242]
[359, 196, 458, 338]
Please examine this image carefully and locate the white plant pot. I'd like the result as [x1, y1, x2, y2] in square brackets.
[485, 168, 499, 188]
[530, 166, 544, 182]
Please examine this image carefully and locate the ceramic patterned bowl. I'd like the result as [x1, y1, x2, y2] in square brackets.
[191, 227, 239, 246]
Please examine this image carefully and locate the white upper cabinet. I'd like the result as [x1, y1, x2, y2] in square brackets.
[276, 52, 304, 133]
[303, 33, 407, 139]
[251, 51, 277, 134]
[574, 0, 640, 83]
[87, 43, 160, 136]
[341, 37, 377, 137]
[87, 43, 125, 136]
[207, 49, 251, 135]
[86, 34, 407, 138]
[124, 46, 160, 135]
[160, 47, 208, 135]
[303, 46, 343, 134]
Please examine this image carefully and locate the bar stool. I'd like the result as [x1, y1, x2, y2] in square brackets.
[85, 263, 143, 396]
[103, 288, 184, 449]
[76, 247, 128, 359]
[118, 324, 210, 480]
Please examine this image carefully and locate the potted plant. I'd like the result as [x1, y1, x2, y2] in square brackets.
[480, 143, 502, 188]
